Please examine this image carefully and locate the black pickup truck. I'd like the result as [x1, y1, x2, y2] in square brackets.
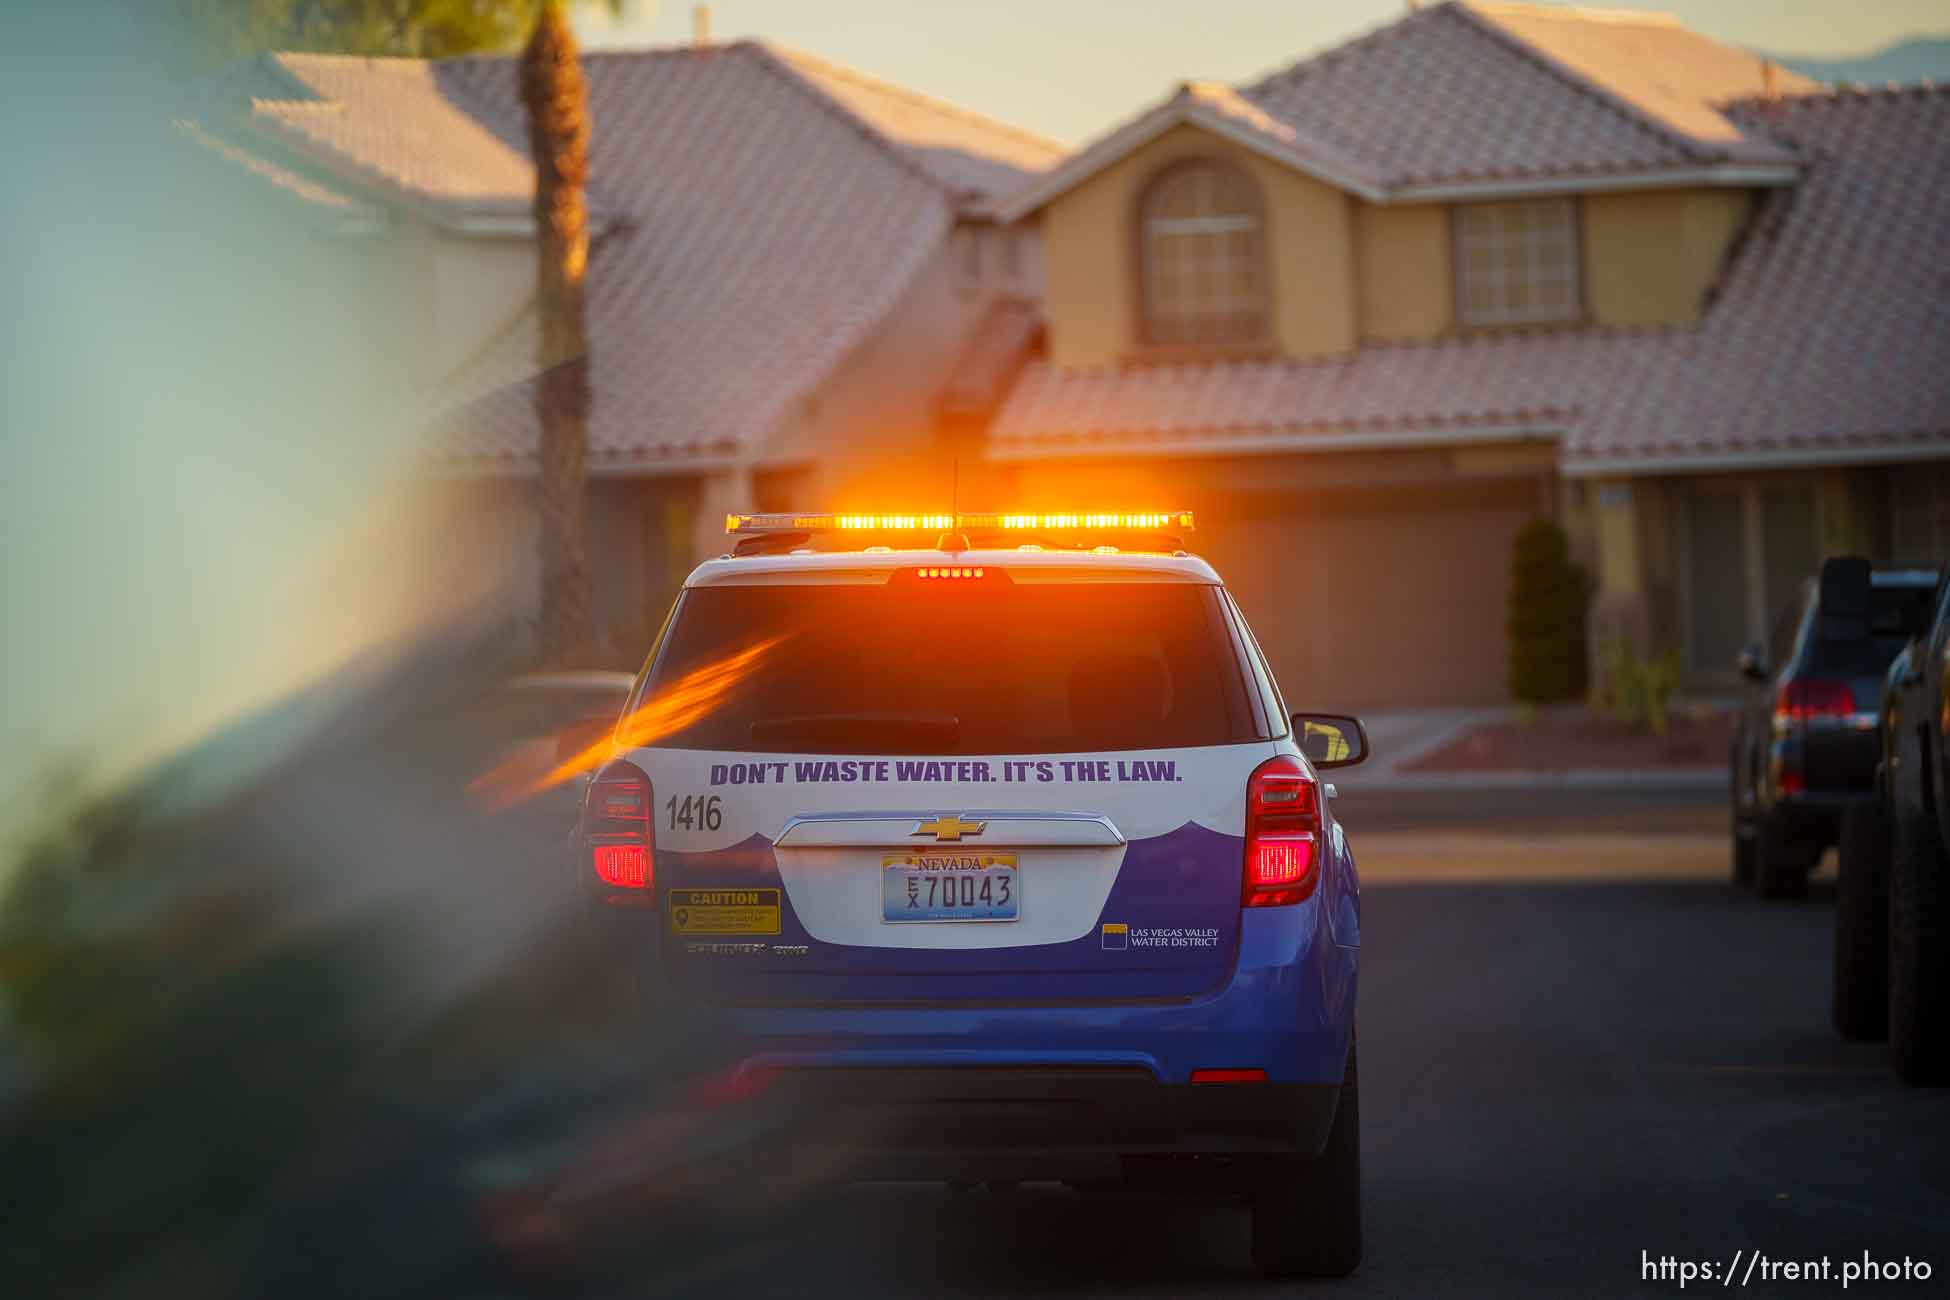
[1832, 563, 1950, 1085]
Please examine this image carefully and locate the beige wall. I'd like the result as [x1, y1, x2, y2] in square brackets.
[1041, 123, 1761, 359]
[1042, 123, 1358, 367]
[428, 232, 534, 377]
[1583, 188, 1753, 326]
[1354, 203, 1450, 341]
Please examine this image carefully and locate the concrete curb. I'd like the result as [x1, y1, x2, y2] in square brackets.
[1333, 767, 1722, 794]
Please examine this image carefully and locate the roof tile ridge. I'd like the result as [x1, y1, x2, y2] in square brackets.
[1446, 2, 1738, 162]
[1729, 80, 1950, 109]
[742, 43, 974, 200]
[1236, 2, 1449, 101]
[1463, 2, 1685, 30]
[768, 43, 1068, 157]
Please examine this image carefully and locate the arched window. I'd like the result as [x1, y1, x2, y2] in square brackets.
[1139, 161, 1269, 347]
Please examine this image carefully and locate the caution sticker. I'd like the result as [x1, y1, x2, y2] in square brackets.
[668, 888, 782, 935]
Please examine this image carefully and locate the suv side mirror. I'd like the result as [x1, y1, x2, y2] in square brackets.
[1736, 641, 1769, 683]
[1292, 713, 1369, 769]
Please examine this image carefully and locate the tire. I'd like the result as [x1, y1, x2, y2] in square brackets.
[1730, 741, 1757, 887]
[1755, 815, 1814, 901]
[1732, 823, 1758, 888]
[1833, 801, 1890, 1040]
[1889, 808, 1950, 1085]
[1251, 1042, 1362, 1278]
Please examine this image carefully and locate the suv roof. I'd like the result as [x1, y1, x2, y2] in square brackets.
[1870, 568, 1940, 589]
[689, 547, 1222, 587]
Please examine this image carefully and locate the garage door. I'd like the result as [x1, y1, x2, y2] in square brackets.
[1201, 480, 1540, 710]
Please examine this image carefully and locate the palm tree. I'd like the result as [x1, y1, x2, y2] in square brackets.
[520, 0, 594, 664]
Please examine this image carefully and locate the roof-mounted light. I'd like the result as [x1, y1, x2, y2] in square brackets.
[725, 511, 1193, 536]
[726, 513, 956, 534]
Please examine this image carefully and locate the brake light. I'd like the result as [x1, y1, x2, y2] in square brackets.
[918, 566, 985, 579]
[1191, 1068, 1269, 1084]
[1244, 754, 1319, 907]
[1774, 679, 1856, 723]
[586, 761, 654, 904]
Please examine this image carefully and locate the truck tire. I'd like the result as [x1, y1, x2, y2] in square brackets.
[1890, 809, 1950, 1085]
[1732, 824, 1757, 888]
[1755, 815, 1814, 901]
[1730, 740, 1757, 887]
[1251, 1042, 1362, 1278]
[1833, 801, 1890, 1040]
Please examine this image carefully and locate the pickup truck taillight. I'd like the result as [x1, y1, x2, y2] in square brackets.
[1244, 754, 1319, 907]
[586, 761, 654, 904]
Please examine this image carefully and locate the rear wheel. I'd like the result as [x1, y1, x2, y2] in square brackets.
[1833, 801, 1890, 1040]
[1730, 741, 1757, 887]
[1890, 809, 1950, 1085]
[1755, 815, 1814, 901]
[1250, 1043, 1361, 1278]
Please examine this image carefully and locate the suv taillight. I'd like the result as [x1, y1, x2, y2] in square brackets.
[1244, 754, 1319, 907]
[586, 761, 654, 904]
[1774, 679, 1856, 724]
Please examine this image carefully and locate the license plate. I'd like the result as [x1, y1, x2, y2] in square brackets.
[881, 852, 1019, 923]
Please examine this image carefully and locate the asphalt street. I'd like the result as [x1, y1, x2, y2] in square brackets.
[697, 797, 1950, 1298]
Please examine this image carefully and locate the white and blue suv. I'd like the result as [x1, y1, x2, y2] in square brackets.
[574, 512, 1368, 1276]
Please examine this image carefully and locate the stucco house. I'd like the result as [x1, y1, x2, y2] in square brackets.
[185, 41, 1061, 657]
[987, 1, 1950, 706]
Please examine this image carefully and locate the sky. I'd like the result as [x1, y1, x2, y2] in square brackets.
[582, 1, 1949, 144]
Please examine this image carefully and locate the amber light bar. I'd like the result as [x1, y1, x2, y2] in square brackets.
[725, 511, 1193, 535]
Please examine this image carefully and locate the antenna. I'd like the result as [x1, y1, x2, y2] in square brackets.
[951, 457, 960, 522]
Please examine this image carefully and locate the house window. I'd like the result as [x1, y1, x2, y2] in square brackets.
[1454, 198, 1580, 326]
[1139, 161, 1268, 347]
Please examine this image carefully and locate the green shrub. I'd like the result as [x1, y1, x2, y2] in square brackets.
[1593, 634, 1681, 735]
[1506, 518, 1590, 704]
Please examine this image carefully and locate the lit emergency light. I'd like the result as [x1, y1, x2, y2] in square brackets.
[725, 511, 1194, 535]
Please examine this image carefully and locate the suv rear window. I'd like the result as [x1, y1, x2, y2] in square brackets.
[643, 579, 1263, 754]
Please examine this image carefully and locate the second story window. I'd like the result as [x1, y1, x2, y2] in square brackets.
[1454, 198, 1581, 326]
[1139, 161, 1269, 348]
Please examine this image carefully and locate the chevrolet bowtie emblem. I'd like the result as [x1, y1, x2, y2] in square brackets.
[913, 814, 987, 842]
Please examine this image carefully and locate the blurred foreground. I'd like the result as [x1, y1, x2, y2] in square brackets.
[0, 635, 841, 1299]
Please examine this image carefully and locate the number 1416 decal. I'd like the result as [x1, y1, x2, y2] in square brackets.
[666, 794, 722, 831]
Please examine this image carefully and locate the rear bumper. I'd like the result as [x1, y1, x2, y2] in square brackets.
[689, 904, 1356, 1167]
[751, 1067, 1341, 1180]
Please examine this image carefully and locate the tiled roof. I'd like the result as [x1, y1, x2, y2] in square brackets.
[1240, 2, 1809, 187]
[1466, 3, 1812, 158]
[432, 43, 962, 472]
[769, 47, 1065, 202]
[246, 53, 538, 223]
[939, 297, 1046, 417]
[173, 117, 377, 222]
[1004, 2, 1812, 219]
[1000, 81, 1393, 219]
[989, 330, 1617, 456]
[991, 86, 1950, 473]
[1570, 84, 1950, 469]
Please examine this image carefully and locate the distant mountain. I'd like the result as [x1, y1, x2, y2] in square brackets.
[1772, 36, 1950, 87]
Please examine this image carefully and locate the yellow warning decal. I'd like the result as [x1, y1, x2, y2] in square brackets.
[668, 888, 782, 935]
